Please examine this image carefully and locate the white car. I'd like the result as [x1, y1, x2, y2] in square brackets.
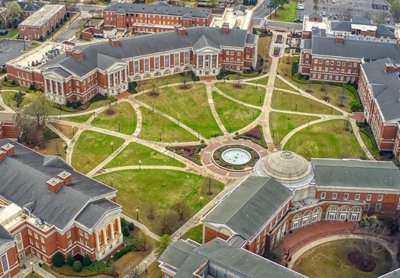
[296, 3, 305, 10]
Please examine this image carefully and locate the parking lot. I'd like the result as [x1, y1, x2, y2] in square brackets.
[0, 40, 26, 66]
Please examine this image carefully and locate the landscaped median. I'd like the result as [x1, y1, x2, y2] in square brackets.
[95, 169, 224, 235]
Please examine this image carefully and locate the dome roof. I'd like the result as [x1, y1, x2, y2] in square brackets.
[254, 151, 314, 189]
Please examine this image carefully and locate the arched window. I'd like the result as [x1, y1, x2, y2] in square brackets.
[292, 213, 302, 230]
[311, 207, 321, 223]
[302, 211, 312, 226]
[350, 206, 362, 221]
[326, 205, 339, 220]
[339, 206, 350, 221]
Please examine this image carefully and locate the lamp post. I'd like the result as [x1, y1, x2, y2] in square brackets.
[111, 142, 114, 152]
[136, 207, 139, 221]
[199, 196, 203, 207]
[30, 261, 34, 273]
[144, 260, 148, 273]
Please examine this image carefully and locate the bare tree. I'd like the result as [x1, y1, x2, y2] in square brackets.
[23, 95, 50, 127]
[204, 177, 217, 195]
[158, 210, 179, 235]
[171, 202, 190, 222]
[145, 202, 158, 220]
[127, 267, 140, 278]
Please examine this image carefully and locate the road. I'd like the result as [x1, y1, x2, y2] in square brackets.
[253, 0, 271, 25]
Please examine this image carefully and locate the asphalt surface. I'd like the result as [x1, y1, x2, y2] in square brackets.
[0, 39, 26, 66]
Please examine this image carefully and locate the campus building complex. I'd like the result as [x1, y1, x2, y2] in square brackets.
[159, 151, 400, 277]
[103, 2, 211, 33]
[18, 4, 66, 40]
[210, 5, 254, 32]
[6, 26, 258, 105]
[0, 139, 123, 277]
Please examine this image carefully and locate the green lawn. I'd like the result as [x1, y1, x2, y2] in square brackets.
[214, 82, 265, 106]
[137, 84, 222, 138]
[138, 107, 198, 142]
[248, 76, 269, 85]
[136, 74, 194, 92]
[292, 239, 392, 278]
[1, 90, 41, 111]
[62, 113, 94, 123]
[360, 128, 380, 160]
[25, 273, 43, 278]
[72, 131, 124, 173]
[181, 224, 203, 243]
[274, 78, 295, 91]
[95, 169, 224, 234]
[272, 91, 341, 115]
[50, 123, 78, 139]
[269, 0, 296, 22]
[270, 112, 319, 144]
[48, 99, 114, 116]
[105, 142, 184, 168]
[92, 102, 136, 134]
[0, 29, 19, 39]
[285, 120, 364, 160]
[213, 92, 260, 132]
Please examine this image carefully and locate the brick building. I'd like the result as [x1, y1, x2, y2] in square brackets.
[0, 112, 18, 139]
[17, 2, 45, 18]
[0, 139, 123, 277]
[103, 2, 211, 33]
[159, 151, 400, 277]
[358, 57, 400, 158]
[18, 4, 66, 40]
[0, 226, 19, 278]
[7, 26, 258, 105]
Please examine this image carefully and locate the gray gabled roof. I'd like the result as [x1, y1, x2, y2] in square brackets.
[45, 67, 72, 78]
[379, 268, 400, 278]
[18, 1, 45, 12]
[76, 199, 120, 229]
[202, 177, 292, 240]
[311, 36, 400, 60]
[104, 2, 210, 18]
[0, 225, 14, 249]
[312, 158, 400, 189]
[330, 21, 351, 32]
[0, 139, 118, 230]
[193, 34, 219, 50]
[351, 17, 372, 25]
[42, 27, 252, 77]
[361, 57, 400, 122]
[160, 239, 305, 278]
[97, 53, 125, 70]
[233, 4, 247, 13]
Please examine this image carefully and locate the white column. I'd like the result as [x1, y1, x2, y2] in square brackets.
[95, 233, 100, 250]
[111, 223, 115, 240]
[117, 218, 121, 234]
[103, 228, 108, 246]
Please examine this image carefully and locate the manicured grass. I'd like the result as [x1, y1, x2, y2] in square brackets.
[1, 90, 41, 111]
[33, 138, 66, 160]
[269, 0, 296, 22]
[50, 123, 78, 139]
[360, 129, 380, 160]
[274, 78, 296, 91]
[105, 142, 185, 168]
[92, 102, 136, 134]
[258, 36, 272, 71]
[137, 84, 222, 138]
[285, 120, 364, 160]
[139, 262, 161, 278]
[136, 74, 194, 92]
[181, 224, 202, 243]
[213, 92, 261, 132]
[0, 29, 19, 39]
[248, 76, 269, 85]
[44, 264, 99, 277]
[48, 99, 114, 116]
[95, 169, 224, 233]
[292, 239, 392, 278]
[270, 112, 319, 144]
[214, 82, 265, 106]
[72, 131, 124, 173]
[62, 113, 94, 123]
[25, 273, 43, 278]
[138, 107, 198, 142]
[272, 91, 341, 115]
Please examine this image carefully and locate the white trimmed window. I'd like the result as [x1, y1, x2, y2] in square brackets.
[1, 254, 9, 273]
[378, 195, 383, 202]
[344, 193, 349, 200]
[355, 194, 360, 201]
[366, 194, 371, 201]
[375, 203, 381, 211]
[332, 193, 337, 200]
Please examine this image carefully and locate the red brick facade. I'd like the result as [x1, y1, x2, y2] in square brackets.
[0, 243, 19, 278]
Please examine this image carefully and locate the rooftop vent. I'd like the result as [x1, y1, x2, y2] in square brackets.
[1, 143, 15, 155]
[58, 171, 72, 186]
[47, 177, 63, 193]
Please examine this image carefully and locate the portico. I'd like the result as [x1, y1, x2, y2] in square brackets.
[94, 217, 122, 260]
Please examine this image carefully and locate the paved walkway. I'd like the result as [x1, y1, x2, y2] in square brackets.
[206, 82, 228, 134]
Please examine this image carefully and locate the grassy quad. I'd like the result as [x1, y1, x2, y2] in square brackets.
[180, 224, 202, 243]
[62, 113, 94, 123]
[50, 123, 78, 139]
[92, 102, 136, 134]
[248, 76, 269, 85]
[269, 0, 296, 22]
[95, 169, 224, 234]
[137, 84, 222, 138]
[274, 78, 295, 91]
[0, 29, 19, 39]
[292, 239, 392, 278]
[270, 112, 320, 144]
[213, 92, 261, 132]
[136, 74, 194, 92]
[214, 82, 266, 106]
[105, 142, 184, 168]
[72, 131, 124, 174]
[1, 90, 41, 111]
[284, 120, 365, 160]
[138, 107, 198, 142]
[272, 90, 341, 115]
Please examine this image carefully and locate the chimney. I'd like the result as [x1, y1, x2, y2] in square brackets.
[110, 38, 121, 47]
[302, 31, 312, 39]
[47, 177, 63, 193]
[0, 150, 6, 161]
[221, 22, 229, 34]
[67, 49, 84, 60]
[384, 63, 395, 73]
[177, 26, 187, 36]
[1, 143, 15, 155]
[335, 36, 344, 45]
[58, 171, 72, 186]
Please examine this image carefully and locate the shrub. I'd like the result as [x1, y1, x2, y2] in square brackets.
[52, 252, 65, 267]
[66, 255, 74, 266]
[114, 246, 132, 260]
[29, 84, 36, 91]
[82, 254, 92, 266]
[122, 226, 130, 237]
[121, 218, 127, 229]
[73, 260, 83, 272]
[128, 222, 135, 231]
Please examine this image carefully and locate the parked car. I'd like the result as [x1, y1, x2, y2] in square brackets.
[296, 3, 304, 10]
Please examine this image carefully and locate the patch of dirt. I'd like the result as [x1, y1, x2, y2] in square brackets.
[105, 108, 116, 115]
[347, 251, 376, 272]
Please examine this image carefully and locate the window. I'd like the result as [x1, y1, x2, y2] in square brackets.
[302, 211, 311, 226]
[292, 214, 301, 229]
[28, 229, 32, 236]
[320, 192, 326, 199]
[67, 231, 71, 238]
[366, 194, 371, 201]
[134, 60, 139, 73]
[339, 206, 350, 221]
[155, 56, 159, 70]
[355, 194, 360, 201]
[312, 207, 321, 223]
[344, 193, 349, 200]
[350, 207, 362, 221]
[29, 238, 33, 245]
[68, 240, 72, 247]
[397, 199, 400, 211]
[1, 254, 9, 273]
[42, 246, 46, 253]
[326, 205, 338, 220]
[378, 195, 383, 202]
[40, 237, 44, 243]
[184, 51, 190, 64]
[165, 55, 170, 68]
[375, 203, 381, 211]
[332, 193, 337, 200]
[144, 58, 149, 72]
[174, 53, 179, 66]
[85, 232, 89, 239]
